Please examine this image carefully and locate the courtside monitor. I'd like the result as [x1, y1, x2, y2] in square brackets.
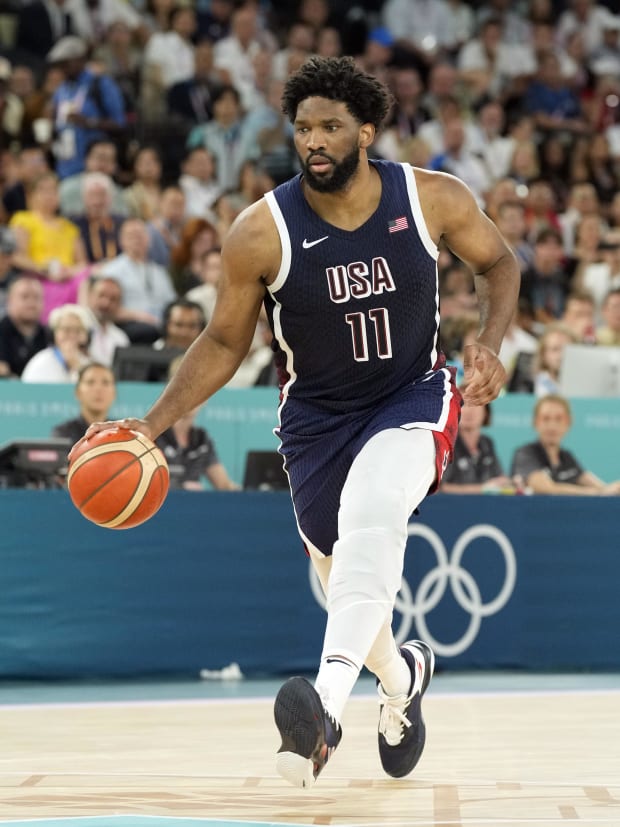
[112, 345, 185, 382]
[559, 344, 620, 397]
[0, 438, 72, 488]
[243, 451, 288, 491]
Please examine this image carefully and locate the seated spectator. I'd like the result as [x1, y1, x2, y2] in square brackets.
[85, 276, 130, 367]
[428, 117, 490, 207]
[523, 178, 562, 243]
[494, 200, 534, 274]
[141, 5, 197, 121]
[186, 84, 258, 192]
[122, 145, 163, 222]
[560, 290, 596, 343]
[167, 38, 225, 125]
[52, 362, 117, 445]
[2, 144, 50, 218]
[178, 147, 221, 219]
[98, 218, 176, 342]
[523, 49, 590, 139]
[156, 406, 240, 491]
[186, 247, 222, 322]
[520, 228, 571, 329]
[532, 321, 578, 397]
[559, 181, 601, 256]
[212, 4, 270, 112]
[441, 397, 514, 494]
[59, 139, 128, 218]
[149, 298, 206, 380]
[579, 230, 620, 315]
[154, 299, 206, 352]
[0, 276, 49, 378]
[22, 303, 93, 383]
[566, 213, 606, 286]
[510, 395, 620, 495]
[9, 171, 90, 321]
[48, 36, 126, 181]
[71, 172, 125, 265]
[169, 217, 219, 296]
[596, 288, 620, 346]
[147, 186, 187, 268]
[457, 16, 535, 105]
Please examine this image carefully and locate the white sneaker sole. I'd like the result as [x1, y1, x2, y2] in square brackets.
[276, 751, 315, 789]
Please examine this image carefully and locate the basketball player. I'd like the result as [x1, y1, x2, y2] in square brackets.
[75, 57, 520, 788]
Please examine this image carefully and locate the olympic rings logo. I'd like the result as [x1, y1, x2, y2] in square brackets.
[309, 523, 516, 657]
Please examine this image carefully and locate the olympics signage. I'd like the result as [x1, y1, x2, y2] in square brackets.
[309, 522, 517, 658]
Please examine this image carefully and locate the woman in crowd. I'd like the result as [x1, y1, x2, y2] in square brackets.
[21, 303, 92, 383]
[511, 395, 620, 495]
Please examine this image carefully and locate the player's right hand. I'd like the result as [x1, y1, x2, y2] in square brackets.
[68, 418, 153, 461]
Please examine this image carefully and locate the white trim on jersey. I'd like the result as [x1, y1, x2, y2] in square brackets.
[399, 367, 454, 431]
[401, 163, 441, 372]
[401, 164, 439, 261]
[264, 190, 292, 291]
[263, 191, 298, 418]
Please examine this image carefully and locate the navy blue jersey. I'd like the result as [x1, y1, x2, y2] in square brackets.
[264, 160, 440, 414]
[262, 161, 461, 555]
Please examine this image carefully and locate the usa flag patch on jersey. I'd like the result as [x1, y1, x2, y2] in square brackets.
[388, 216, 409, 233]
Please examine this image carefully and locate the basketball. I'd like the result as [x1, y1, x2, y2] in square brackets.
[67, 428, 169, 529]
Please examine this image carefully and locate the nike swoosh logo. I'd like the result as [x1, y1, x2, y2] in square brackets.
[302, 236, 329, 249]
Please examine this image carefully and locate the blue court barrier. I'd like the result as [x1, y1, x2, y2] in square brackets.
[0, 383, 619, 482]
[0, 490, 618, 677]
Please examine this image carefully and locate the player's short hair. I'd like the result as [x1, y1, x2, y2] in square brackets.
[281, 56, 392, 132]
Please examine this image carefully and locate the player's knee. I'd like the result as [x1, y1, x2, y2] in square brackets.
[339, 483, 409, 543]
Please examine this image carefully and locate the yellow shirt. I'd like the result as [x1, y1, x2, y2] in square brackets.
[9, 211, 79, 267]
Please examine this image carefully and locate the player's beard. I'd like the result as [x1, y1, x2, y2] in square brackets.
[301, 144, 360, 193]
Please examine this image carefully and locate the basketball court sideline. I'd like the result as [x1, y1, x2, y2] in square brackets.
[1, 673, 619, 827]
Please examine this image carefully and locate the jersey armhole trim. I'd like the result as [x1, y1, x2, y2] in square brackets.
[264, 190, 291, 294]
[401, 163, 439, 261]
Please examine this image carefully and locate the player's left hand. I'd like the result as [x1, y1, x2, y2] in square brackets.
[461, 341, 506, 405]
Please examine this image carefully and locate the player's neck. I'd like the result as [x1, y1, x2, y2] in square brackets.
[302, 162, 380, 231]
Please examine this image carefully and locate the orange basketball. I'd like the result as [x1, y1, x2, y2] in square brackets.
[67, 428, 169, 529]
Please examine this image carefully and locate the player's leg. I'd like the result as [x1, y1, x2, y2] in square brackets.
[275, 427, 436, 787]
[314, 427, 436, 721]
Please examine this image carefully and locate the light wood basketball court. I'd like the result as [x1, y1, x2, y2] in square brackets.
[1, 678, 619, 827]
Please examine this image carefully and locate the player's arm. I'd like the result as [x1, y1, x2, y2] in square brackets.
[75, 200, 280, 448]
[416, 169, 520, 404]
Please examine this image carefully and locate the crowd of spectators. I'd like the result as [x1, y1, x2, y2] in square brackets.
[0, 0, 619, 491]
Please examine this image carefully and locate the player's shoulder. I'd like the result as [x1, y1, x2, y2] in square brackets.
[221, 195, 281, 278]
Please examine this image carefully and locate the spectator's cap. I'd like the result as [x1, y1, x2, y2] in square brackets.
[0, 226, 16, 255]
[0, 57, 11, 81]
[368, 27, 394, 48]
[47, 36, 88, 64]
[49, 303, 95, 332]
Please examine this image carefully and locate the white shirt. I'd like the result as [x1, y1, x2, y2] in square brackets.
[213, 36, 263, 112]
[179, 174, 221, 219]
[144, 31, 195, 89]
[89, 321, 130, 366]
[382, 0, 452, 51]
[21, 346, 89, 383]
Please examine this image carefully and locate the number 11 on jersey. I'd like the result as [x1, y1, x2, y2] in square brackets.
[345, 307, 392, 362]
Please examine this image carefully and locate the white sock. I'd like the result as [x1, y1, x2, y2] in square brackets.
[314, 656, 360, 723]
[366, 627, 411, 697]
